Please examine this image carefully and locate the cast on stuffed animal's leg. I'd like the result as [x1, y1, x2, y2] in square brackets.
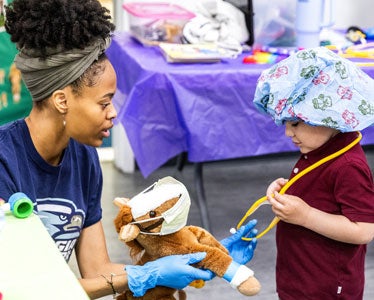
[222, 260, 261, 296]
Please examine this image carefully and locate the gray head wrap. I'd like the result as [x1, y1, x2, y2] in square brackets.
[14, 37, 111, 102]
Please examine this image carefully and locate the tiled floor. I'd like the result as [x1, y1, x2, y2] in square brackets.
[69, 147, 374, 299]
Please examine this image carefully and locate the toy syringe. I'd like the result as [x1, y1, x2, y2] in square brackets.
[0, 192, 34, 218]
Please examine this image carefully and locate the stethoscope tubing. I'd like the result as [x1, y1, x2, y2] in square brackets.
[237, 131, 362, 240]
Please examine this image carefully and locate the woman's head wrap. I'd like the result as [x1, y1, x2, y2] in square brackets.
[253, 47, 374, 132]
[14, 36, 111, 102]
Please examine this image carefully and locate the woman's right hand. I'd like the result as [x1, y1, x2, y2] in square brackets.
[126, 252, 213, 297]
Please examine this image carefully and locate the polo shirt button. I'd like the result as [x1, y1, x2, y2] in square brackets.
[293, 168, 299, 174]
[304, 155, 308, 159]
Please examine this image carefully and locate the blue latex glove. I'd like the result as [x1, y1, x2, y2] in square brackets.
[126, 252, 213, 297]
[220, 219, 258, 265]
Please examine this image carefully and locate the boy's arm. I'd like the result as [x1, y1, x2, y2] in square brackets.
[269, 192, 374, 245]
[303, 206, 374, 244]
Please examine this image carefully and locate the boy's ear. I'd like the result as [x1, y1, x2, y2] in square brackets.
[51, 89, 68, 114]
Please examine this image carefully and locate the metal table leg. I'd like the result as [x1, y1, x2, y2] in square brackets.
[193, 163, 211, 231]
[176, 152, 187, 172]
[174, 153, 211, 231]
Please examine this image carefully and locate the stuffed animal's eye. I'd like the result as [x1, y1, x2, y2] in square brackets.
[149, 211, 156, 218]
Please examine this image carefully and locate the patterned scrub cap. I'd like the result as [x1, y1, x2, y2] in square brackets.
[253, 47, 374, 132]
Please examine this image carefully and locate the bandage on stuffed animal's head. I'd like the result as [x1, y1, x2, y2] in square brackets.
[113, 176, 191, 241]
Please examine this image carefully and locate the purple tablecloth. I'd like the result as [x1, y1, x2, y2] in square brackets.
[107, 32, 374, 177]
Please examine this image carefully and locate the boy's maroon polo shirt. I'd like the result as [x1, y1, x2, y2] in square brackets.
[276, 132, 374, 300]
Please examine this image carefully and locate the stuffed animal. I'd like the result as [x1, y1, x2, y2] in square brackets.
[114, 176, 261, 300]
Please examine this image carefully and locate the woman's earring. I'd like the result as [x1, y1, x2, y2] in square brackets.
[63, 119, 66, 127]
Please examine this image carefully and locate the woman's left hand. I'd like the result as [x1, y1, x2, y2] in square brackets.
[220, 219, 258, 265]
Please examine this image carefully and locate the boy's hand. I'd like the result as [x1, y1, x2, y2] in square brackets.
[266, 177, 288, 199]
[268, 191, 311, 226]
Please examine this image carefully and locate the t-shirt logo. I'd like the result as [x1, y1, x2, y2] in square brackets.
[36, 197, 85, 261]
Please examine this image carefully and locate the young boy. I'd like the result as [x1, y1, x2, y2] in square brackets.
[253, 47, 374, 299]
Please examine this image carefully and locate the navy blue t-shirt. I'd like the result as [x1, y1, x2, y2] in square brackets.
[0, 119, 103, 261]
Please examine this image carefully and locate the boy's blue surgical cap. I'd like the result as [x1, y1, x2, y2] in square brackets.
[253, 47, 374, 132]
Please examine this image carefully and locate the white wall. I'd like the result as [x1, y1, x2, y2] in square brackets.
[333, 0, 372, 29]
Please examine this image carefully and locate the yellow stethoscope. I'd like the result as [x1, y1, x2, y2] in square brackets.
[236, 131, 362, 241]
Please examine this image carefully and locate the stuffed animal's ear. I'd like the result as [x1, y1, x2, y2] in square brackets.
[119, 224, 140, 242]
[113, 197, 130, 208]
[114, 200, 134, 232]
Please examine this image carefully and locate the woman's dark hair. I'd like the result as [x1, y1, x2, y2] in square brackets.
[70, 53, 108, 96]
[5, 0, 115, 99]
[5, 0, 115, 56]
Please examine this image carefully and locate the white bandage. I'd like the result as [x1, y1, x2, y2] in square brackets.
[230, 265, 254, 289]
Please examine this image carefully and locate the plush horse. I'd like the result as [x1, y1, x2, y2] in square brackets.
[114, 176, 261, 300]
